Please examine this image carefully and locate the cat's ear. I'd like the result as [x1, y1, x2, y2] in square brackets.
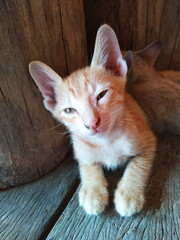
[29, 61, 62, 112]
[137, 41, 162, 66]
[124, 51, 134, 71]
[91, 24, 127, 77]
[123, 51, 137, 91]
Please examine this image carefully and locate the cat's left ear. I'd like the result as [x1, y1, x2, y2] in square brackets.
[137, 41, 162, 66]
[91, 24, 127, 77]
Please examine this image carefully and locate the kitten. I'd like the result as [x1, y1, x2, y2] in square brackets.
[29, 25, 156, 217]
[125, 42, 180, 135]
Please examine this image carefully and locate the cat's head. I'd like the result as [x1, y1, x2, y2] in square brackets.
[29, 25, 128, 137]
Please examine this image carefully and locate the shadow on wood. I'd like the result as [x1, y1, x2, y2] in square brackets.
[144, 134, 180, 211]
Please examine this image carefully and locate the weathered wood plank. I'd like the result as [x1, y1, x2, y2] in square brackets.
[0, 154, 79, 240]
[47, 135, 180, 240]
[59, 0, 88, 73]
[84, 0, 180, 70]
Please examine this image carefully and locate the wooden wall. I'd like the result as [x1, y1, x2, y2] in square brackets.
[84, 0, 180, 70]
[0, 0, 87, 188]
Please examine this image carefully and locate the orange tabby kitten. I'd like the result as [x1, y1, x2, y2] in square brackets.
[29, 25, 156, 216]
[125, 42, 180, 135]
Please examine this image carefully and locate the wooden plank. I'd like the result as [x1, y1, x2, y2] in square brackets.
[59, 0, 88, 73]
[84, 0, 121, 61]
[0, 154, 79, 240]
[84, 0, 180, 69]
[47, 135, 180, 240]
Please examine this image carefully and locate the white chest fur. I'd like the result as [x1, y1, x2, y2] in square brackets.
[73, 134, 135, 169]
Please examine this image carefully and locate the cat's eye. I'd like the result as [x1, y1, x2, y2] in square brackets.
[63, 108, 76, 114]
[97, 90, 108, 101]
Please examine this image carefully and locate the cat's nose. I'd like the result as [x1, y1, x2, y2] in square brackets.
[84, 118, 101, 130]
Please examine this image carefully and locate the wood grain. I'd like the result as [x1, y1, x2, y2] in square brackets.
[47, 135, 180, 240]
[0, 155, 79, 240]
[0, 0, 87, 188]
[84, 0, 180, 70]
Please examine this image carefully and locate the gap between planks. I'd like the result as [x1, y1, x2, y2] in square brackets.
[38, 178, 80, 240]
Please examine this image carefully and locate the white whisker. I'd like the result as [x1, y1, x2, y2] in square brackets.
[57, 129, 70, 136]
[46, 123, 64, 131]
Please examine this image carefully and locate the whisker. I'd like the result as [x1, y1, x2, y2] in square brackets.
[57, 129, 70, 136]
[46, 123, 64, 131]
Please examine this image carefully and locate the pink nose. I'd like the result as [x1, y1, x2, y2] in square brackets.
[84, 118, 101, 130]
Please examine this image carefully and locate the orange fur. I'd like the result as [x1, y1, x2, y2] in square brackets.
[55, 66, 156, 216]
[159, 70, 180, 83]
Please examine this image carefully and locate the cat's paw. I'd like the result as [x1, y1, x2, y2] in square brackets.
[114, 187, 145, 217]
[79, 185, 108, 215]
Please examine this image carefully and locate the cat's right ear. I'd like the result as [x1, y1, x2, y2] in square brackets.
[29, 61, 62, 112]
[91, 24, 127, 77]
[137, 41, 162, 66]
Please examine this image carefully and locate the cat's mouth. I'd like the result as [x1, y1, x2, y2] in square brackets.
[90, 127, 106, 136]
[92, 129, 101, 135]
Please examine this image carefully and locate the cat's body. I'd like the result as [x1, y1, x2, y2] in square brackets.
[125, 43, 180, 135]
[54, 66, 155, 216]
[159, 70, 180, 84]
[29, 25, 156, 216]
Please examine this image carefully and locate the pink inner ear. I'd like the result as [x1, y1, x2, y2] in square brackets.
[105, 54, 123, 76]
[103, 39, 122, 75]
[104, 49, 127, 77]
[43, 87, 56, 110]
[34, 72, 56, 110]
[37, 73, 55, 99]
[29, 62, 58, 111]
[44, 96, 56, 111]
[91, 25, 127, 77]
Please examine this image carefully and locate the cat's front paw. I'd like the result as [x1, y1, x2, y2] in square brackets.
[79, 185, 108, 215]
[114, 187, 145, 217]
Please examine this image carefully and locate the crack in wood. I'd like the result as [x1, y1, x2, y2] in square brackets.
[37, 179, 80, 240]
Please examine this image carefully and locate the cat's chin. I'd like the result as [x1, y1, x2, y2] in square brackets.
[78, 129, 105, 138]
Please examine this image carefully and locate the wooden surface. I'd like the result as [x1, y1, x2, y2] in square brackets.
[0, 0, 87, 188]
[0, 135, 179, 240]
[84, 0, 180, 70]
[0, 154, 79, 240]
[47, 134, 180, 240]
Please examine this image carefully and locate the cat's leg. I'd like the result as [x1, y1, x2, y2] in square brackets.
[114, 150, 155, 217]
[79, 163, 108, 215]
